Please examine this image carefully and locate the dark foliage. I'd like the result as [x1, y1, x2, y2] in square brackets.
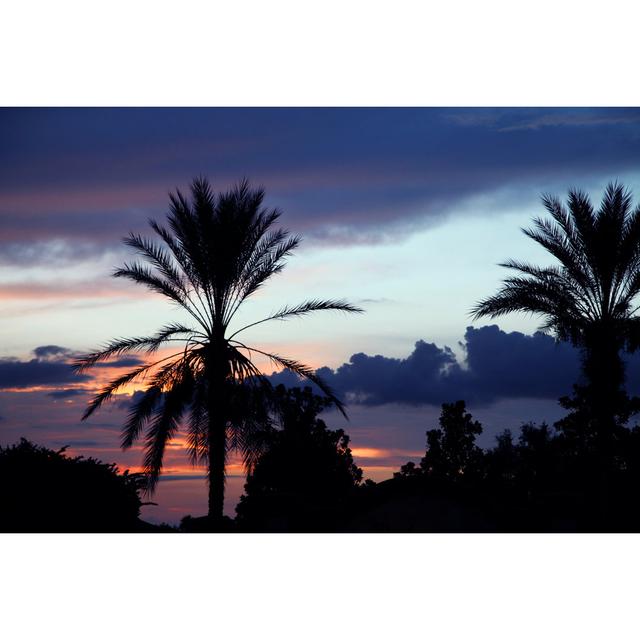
[418, 400, 484, 481]
[346, 401, 640, 532]
[179, 514, 236, 533]
[235, 386, 363, 531]
[473, 183, 640, 443]
[0, 439, 151, 532]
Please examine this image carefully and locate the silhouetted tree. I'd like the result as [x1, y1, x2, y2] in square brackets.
[515, 423, 558, 492]
[235, 385, 363, 530]
[74, 178, 361, 522]
[394, 460, 421, 478]
[0, 439, 145, 532]
[370, 405, 640, 532]
[420, 400, 484, 481]
[473, 183, 640, 452]
[483, 429, 518, 488]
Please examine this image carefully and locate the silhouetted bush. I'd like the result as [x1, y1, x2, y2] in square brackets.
[0, 439, 147, 532]
[179, 514, 236, 533]
[235, 386, 363, 531]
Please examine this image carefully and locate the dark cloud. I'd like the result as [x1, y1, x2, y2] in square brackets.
[113, 390, 145, 410]
[92, 357, 145, 369]
[2, 108, 640, 264]
[31, 345, 143, 368]
[269, 325, 636, 407]
[47, 388, 86, 399]
[33, 345, 72, 361]
[49, 439, 102, 448]
[458, 325, 581, 404]
[0, 358, 89, 389]
[318, 340, 461, 405]
[0, 345, 144, 390]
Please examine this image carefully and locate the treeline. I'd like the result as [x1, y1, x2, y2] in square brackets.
[226, 390, 640, 532]
[6, 384, 640, 532]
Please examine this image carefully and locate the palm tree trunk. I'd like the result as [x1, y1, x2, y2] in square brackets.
[582, 330, 625, 522]
[207, 368, 228, 521]
[583, 333, 624, 440]
[207, 420, 226, 520]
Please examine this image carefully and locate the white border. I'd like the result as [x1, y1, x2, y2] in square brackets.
[3, 1, 640, 637]
[2, 1, 640, 106]
[1, 533, 638, 639]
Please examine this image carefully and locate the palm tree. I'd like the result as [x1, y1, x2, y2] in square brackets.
[74, 178, 362, 521]
[472, 182, 640, 445]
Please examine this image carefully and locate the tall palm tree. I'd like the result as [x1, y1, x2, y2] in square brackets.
[472, 183, 640, 443]
[74, 178, 362, 521]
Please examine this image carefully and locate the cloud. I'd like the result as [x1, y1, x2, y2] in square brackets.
[0, 345, 145, 391]
[355, 297, 394, 305]
[2, 108, 640, 266]
[446, 108, 640, 132]
[0, 279, 146, 304]
[319, 340, 461, 405]
[47, 388, 86, 399]
[497, 113, 640, 133]
[113, 390, 146, 410]
[33, 345, 72, 360]
[459, 325, 582, 403]
[92, 357, 146, 369]
[49, 438, 103, 448]
[30, 344, 143, 368]
[0, 357, 88, 390]
[269, 325, 614, 407]
[10, 326, 636, 414]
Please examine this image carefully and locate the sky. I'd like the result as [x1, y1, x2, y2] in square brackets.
[2, 107, 640, 523]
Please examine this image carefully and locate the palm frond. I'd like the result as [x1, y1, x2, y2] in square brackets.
[114, 262, 186, 305]
[73, 323, 196, 373]
[231, 342, 347, 418]
[142, 363, 195, 492]
[229, 298, 363, 339]
[185, 380, 209, 466]
[81, 363, 155, 420]
[123, 233, 187, 292]
[121, 386, 163, 449]
[228, 235, 301, 315]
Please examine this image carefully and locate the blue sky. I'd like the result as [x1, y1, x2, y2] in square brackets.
[2, 107, 640, 522]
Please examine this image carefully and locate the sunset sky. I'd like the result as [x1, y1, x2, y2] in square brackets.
[3, 107, 640, 523]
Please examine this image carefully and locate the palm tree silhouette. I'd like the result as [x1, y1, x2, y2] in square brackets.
[74, 178, 362, 521]
[472, 183, 640, 442]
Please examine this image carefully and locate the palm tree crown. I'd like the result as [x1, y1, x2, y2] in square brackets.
[472, 182, 640, 435]
[472, 183, 640, 342]
[74, 178, 362, 519]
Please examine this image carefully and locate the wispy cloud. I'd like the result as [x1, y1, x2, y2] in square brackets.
[497, 112, 640, 132]
[445, 108, 640, 132]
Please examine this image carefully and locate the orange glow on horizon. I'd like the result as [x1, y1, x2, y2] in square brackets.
[351, 447, 424, 460]
[351, 447, 387, 458]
